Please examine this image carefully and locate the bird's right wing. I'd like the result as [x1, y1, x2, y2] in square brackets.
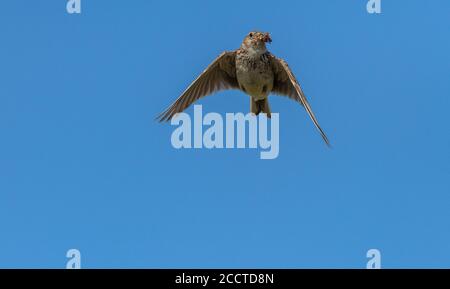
[157, 51, 239, 122]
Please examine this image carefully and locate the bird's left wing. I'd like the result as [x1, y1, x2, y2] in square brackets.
[271, 55, 330, 146]
[157, 51, 239, 122]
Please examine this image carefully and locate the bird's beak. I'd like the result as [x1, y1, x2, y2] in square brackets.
[263, 33, 272, 43]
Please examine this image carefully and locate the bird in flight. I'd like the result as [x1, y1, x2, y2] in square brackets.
[157, 31, 330, 146]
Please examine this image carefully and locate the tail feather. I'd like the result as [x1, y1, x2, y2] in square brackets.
[251, 98, 271, 118]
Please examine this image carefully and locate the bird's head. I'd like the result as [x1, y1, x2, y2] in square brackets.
[241, 31, 272, 54]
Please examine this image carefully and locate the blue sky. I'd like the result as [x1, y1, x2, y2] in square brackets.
[0, 0, 449, 268]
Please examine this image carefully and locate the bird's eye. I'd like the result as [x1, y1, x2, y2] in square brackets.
[249, 33, 253, 38]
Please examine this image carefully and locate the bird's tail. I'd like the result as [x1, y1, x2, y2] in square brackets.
[251, 98, 271, 118]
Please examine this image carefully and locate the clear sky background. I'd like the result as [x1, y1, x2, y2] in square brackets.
[1, 0, 449, 268]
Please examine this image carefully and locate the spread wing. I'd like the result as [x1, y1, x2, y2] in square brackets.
[157, 51, 239, 122]
[271, 55, 330, 146]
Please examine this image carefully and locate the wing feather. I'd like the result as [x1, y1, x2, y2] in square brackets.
[271, 56, 330, 146]
[157, 51, 239, 122]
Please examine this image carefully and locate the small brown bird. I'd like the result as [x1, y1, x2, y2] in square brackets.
[157, 31, 330, 146]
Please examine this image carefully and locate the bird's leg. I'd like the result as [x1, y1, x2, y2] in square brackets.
[250, 97, 259, 116]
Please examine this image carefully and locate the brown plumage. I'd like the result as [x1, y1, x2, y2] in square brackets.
[157, 31, 330, 146]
